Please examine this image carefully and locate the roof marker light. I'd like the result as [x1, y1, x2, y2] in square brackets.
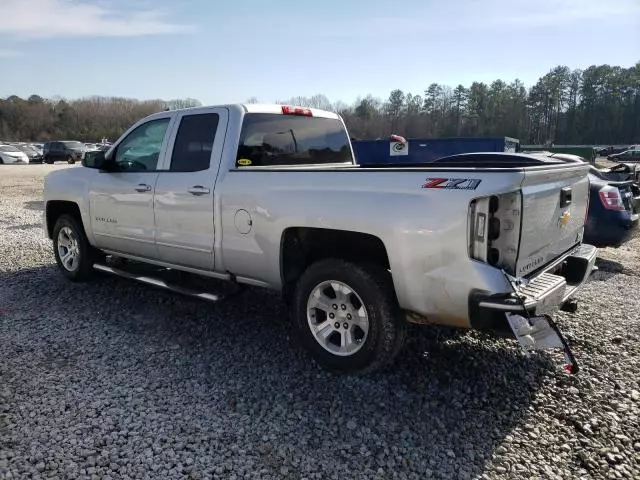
[281, 105, 313, 116]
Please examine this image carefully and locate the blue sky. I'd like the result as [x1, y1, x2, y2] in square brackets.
[1, 0, 638, 105]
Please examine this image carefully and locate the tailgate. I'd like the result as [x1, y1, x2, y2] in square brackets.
[516, 164, 590, 277]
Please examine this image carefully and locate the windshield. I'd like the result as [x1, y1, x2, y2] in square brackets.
[0, 145, 21, 153]
[62, 141, 85, 150]
[236, 113, 353, 167]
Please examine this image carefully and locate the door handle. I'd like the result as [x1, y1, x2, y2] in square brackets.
[135, 183, 152, 192]
[187, 185, 210, 195]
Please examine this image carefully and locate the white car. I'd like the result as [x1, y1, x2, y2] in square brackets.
[0, 144, 30, 164]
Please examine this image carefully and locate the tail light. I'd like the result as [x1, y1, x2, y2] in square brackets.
[469, 191, 522, 275]
[281, 105, 313, 116]
[598, 186, 625, 211]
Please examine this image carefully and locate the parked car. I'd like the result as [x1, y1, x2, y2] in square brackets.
[43, 141, 86, 164]
[585, 169, 639, 247]
[43, 105, 597, 374]
[30, 143, 44, 155]
[12, 143, 43, 163]
[608, 149, 640, 162]
[0, 144, 30, 164]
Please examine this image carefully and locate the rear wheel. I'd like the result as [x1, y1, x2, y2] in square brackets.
[291, 259, 406, 374]
[66, 156, 75, 164]
[52, 214, 98, 281]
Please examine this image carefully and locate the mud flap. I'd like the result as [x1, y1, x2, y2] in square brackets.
[506, 313, 579, 374]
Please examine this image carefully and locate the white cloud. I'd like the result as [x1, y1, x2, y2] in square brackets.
[0, 0, 194, 38]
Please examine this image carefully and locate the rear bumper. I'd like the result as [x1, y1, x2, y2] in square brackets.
[584, 211, 638, 248]
[469, 244, 597, 333]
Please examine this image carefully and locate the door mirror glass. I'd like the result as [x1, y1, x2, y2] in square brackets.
[83, 150, 117, 171]
[83, 150, 106, 169]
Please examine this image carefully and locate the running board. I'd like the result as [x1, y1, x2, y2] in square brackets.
[93, 263, 238, 303]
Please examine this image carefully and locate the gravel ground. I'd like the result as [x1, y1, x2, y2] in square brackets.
[1, 164, 639, 480]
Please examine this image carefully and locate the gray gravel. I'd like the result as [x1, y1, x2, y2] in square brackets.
[1, 164, 639, 480]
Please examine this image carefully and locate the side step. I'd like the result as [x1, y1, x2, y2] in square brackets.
[93, 262, 240, 303]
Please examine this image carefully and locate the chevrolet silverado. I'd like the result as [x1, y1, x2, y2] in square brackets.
[42, 104, 597, 374]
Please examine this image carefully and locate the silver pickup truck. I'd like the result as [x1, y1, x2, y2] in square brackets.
[43, 104, 597, 374]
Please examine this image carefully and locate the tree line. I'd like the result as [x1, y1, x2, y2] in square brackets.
[0, 95, 202, 143]
[1, 62, 638, 144]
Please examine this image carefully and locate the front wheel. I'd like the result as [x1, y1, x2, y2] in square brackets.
[291, 259, 406, 374]
[52, 214, 97, 281]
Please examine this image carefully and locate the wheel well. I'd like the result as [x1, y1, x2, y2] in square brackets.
[281, 227, 391, 298]
[45, 201, 83, 239]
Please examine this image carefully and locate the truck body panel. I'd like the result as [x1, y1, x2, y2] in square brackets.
[43, 104, 596, 334]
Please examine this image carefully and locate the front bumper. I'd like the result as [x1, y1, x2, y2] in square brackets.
[469, 244, 597, 333]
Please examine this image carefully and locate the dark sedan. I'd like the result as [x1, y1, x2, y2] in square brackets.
[584, 169, 639, 247]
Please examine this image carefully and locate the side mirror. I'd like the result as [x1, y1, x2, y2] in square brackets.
[83, 150, 115, 171]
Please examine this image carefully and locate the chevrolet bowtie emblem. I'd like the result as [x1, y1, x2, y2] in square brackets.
[558, 210, 571, 227]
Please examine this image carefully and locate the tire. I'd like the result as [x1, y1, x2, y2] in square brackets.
[52, 214, 98, 282]
[44, 157, 53, 164]
[66, 156, 75, 164]
[291, 259, 406, 374]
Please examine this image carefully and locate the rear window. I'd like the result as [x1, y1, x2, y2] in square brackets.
[236, 113, 352, 167]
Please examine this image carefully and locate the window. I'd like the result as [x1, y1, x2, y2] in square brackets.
[62, 141, 85, 151]
[114, 118, 170, 171]
[169, 113, 219, 172]
[236, 113, 352, 167]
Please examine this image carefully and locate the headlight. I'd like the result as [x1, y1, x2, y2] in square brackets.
[468, 191, 522, 275]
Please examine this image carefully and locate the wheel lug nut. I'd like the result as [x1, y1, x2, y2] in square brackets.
[332, 304, 338, 310]
[343, 323, 348, 329]
[341, 304, 347, 310]
[334, 322, 340, 329]
[329, 313, 335, 319]
[347, 314, 352, 320]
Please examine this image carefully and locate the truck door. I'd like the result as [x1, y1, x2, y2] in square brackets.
[89, 115, 173, 259]
[153, 107, 228, 270]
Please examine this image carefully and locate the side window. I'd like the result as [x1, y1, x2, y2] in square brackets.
[114, 118, 170, 172]
[169, 113, 219, 172]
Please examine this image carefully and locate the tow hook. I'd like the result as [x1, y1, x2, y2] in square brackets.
[560, 299, 579, 313]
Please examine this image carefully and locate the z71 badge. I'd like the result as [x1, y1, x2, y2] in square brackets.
[421, 178, 482, 190]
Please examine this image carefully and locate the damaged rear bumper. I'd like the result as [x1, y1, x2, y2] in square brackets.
[469, 244, 597, 334]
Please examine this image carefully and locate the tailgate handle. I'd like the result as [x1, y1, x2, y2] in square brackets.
[560, 187, 572, 208]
